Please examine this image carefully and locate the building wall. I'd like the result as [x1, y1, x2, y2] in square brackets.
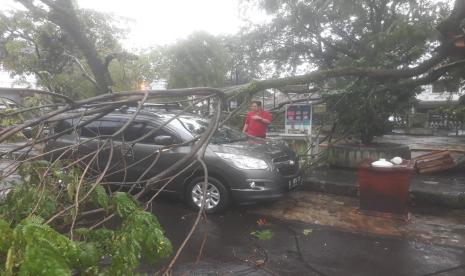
[416, 85, 464, 102]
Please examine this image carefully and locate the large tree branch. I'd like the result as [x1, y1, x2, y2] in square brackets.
[16, 0, 113, 94]
[243, 54, 447, 94]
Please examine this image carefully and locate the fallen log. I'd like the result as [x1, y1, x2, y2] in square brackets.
[413, 150, 457, 174]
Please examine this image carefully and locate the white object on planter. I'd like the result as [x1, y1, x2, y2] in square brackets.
[371, 158, 394, 168]
[391, 156, 403, 165]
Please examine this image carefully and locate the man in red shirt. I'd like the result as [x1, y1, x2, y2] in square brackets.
[243, 100, 272, 138]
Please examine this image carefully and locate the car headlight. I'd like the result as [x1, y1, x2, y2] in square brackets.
[216, 152, 269, 170]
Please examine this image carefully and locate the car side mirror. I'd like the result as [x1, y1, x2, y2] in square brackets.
[153, 135, 174, 145]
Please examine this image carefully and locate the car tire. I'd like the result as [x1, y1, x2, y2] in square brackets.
[185, 176, 230, 213]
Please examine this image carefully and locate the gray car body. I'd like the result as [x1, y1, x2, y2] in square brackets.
[46, 109, 301, 205]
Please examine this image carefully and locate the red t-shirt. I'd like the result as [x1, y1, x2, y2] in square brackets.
[245, 110, 272, 138]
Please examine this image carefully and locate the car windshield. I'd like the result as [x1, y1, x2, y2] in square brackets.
[176, 116, 247, 144]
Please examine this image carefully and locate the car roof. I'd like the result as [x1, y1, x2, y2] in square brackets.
[119, 107, 204, 121]
[59, 107, 205, 126]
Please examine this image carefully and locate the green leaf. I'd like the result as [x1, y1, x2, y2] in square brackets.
[75, 242, 100, 269]
[91, 185, 110, 209]
[109, 210, 172, 274]
[10, 217, 78, 275]
[303, 229, 313, 236]
[0, 219, 13, 253]
[0, 163, 172, 275]
[251, 230, 274, 240]
[111, 192, 138, 218]
[0, 182, 56, 225]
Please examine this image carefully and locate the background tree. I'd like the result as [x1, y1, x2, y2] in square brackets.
[223, 33, 264, 86]
[165, 32, 229, 89]
[108, 49, 169, 91]
[240, 0, 451, 143]
[147, 32, 262, 89]
[0, 0, 156, 97]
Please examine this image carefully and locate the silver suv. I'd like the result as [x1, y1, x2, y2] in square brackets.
[46, 109, 301, 212]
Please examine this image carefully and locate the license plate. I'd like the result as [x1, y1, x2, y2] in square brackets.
[289, 176, 301, 189]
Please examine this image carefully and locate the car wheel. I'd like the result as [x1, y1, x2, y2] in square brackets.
[186, 176, 230, 213]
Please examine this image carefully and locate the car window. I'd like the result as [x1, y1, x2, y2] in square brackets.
[126, 122, 175, 144]
[75, 117, 176, 144]
[176, 117, 246, 144]
[81, 120, 124, 138]
[55, 119, 74, 135]
[123, 122, 147, 141]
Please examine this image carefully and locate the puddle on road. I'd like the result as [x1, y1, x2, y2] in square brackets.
[252, 191, 465, 248]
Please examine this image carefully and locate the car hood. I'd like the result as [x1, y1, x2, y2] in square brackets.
[209, 138, 293, 160]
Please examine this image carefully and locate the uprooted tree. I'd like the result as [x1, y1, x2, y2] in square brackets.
[1, 0, 465, 274]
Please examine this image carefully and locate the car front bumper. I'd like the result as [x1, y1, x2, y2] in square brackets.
[230, 169, 302, 204]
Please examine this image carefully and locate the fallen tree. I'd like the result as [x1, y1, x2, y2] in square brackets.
[1, 0, 465, 275]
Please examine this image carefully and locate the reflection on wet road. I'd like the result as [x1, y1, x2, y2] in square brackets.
[143, 196, 465, 276]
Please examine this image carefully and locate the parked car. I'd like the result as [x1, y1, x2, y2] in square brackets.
[45, 108, 301, 212]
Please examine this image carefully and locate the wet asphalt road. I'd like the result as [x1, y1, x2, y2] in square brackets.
[142, 198, 465, 276]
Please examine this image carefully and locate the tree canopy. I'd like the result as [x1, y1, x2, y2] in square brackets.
[237, 0, 457, 142]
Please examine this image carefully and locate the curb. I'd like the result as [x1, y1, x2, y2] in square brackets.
[302, 176, 358, 197]
[301, 174, 465, 209]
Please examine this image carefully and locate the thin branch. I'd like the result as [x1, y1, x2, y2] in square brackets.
[64, 52, 98, 85]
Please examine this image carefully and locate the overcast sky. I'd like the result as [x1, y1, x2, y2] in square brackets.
[78, 0, 246, 49]
[2, 0, 263, 49]
[0, 0, 266, 86]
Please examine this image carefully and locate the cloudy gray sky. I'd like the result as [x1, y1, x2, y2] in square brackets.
[2, 0, 266, 49]
[0, 0, 269, 86]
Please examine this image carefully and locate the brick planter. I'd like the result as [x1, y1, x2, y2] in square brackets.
[327, 143, 411, 169]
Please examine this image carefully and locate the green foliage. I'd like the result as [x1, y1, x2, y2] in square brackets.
[222, 34, 263, 85]
[166, 32, 229, 89]
[112, 192, 139, 218]
[251, 229, 274, 240]
[1, 160, 84, 225]
[242, 0, 449, 143]
[0, 161, 172, 275]
[110, 206, 173, 275]
[0, 7, 127, 98]
[6, 216, 86, 276]
[0, 219, 13, 254]
[109, 49, 168, 91]
[324, 79, 417, 144]
[0, 181, 57, 226]
[78, 193, 173, 275]
[0, 109, 25, 142]
[302, 229, 313, 236]
[91, 185, 110, 210]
